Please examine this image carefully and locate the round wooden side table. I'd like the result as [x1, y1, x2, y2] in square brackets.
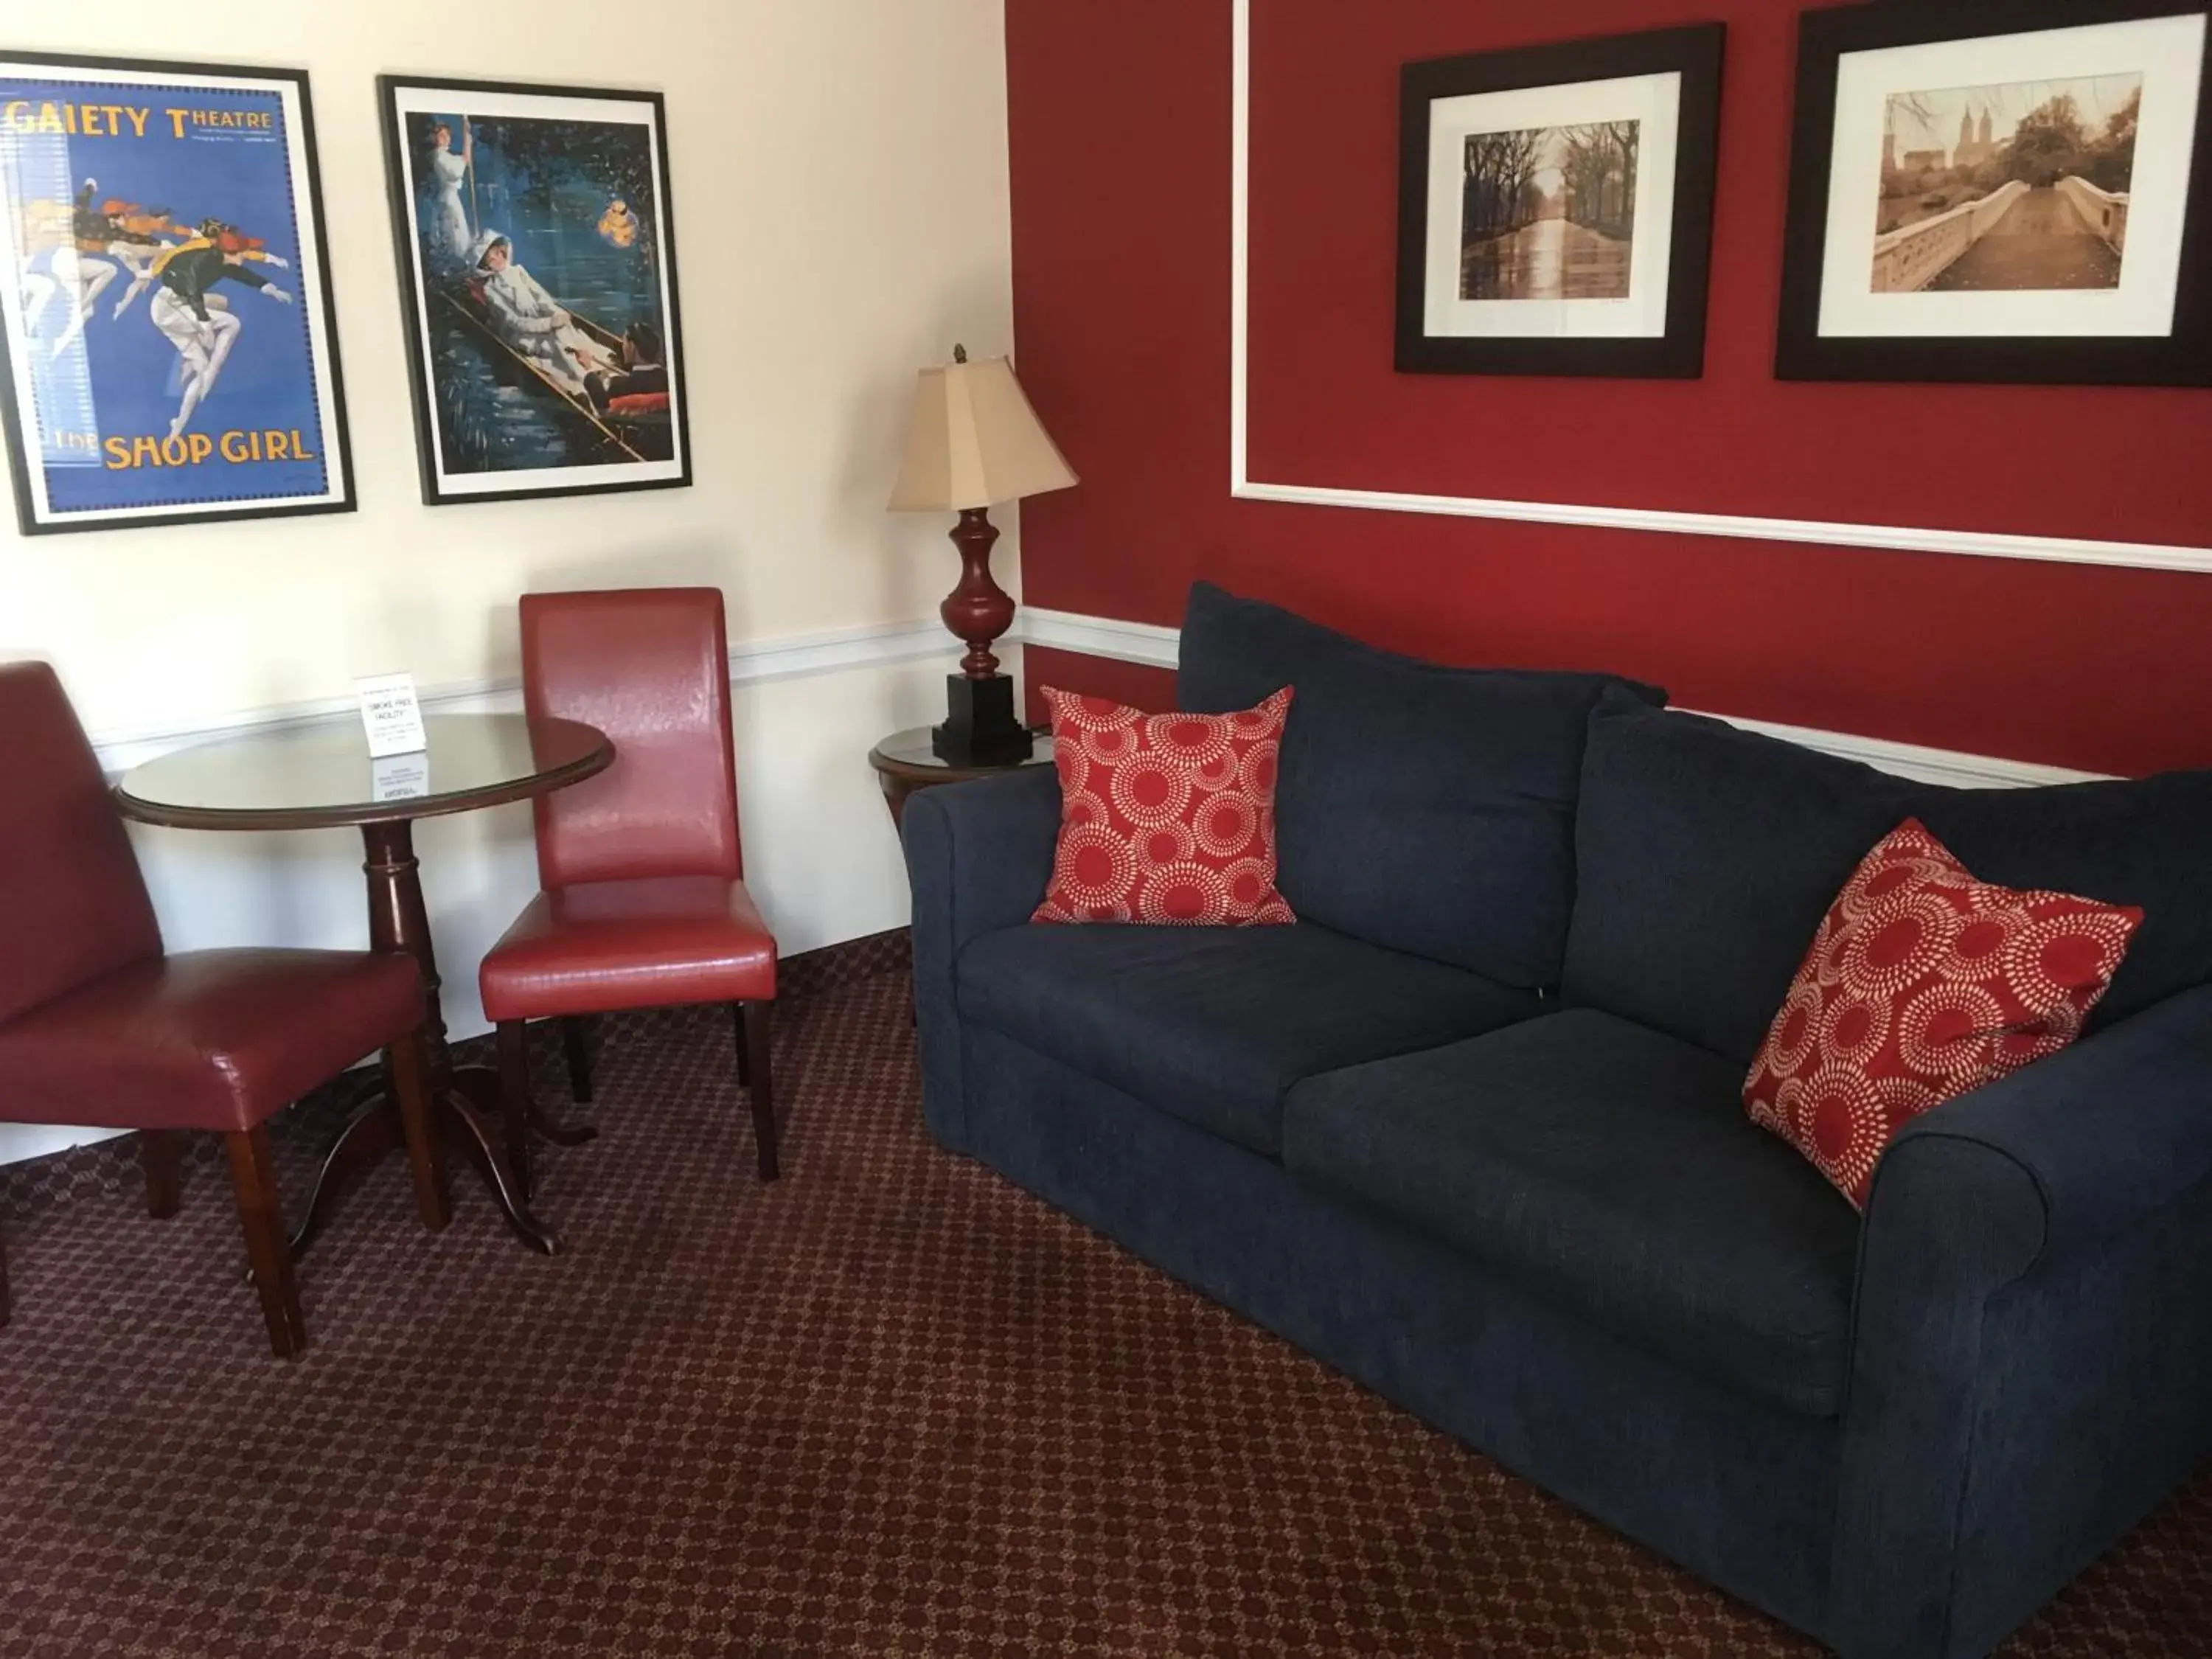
[867, 726, 1055, 830]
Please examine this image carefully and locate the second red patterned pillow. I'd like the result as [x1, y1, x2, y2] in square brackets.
[1744, 818, 2142, 1209]
[1033, 685, 1295, 927]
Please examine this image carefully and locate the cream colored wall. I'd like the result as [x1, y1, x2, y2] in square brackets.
[1, 0, 1014, 732]
[0, 1, 1018, 1165]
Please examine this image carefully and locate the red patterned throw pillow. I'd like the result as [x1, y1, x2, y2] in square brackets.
[1033, 686, 1295, 927]
[1745, 819, 2141, 1209]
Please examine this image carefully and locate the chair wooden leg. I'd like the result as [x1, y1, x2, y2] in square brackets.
[560, 1015, 594, 1105]
[387, 1027, 450, 1233]
[141, 1130, 181, 1219]
[740, 1001, 779, 1182]
[730, 1001, 751, 1088]
[497, 1020, 535, 1203]
[225, 1125, 304, 1359]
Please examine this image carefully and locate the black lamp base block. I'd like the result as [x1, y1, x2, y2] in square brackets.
[933, 673, 1034, 767]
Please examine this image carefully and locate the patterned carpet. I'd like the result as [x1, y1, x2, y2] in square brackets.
[3, 937, 2210, 1658]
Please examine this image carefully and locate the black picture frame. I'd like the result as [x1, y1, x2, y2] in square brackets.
[1394, 23, 1726, 378]
[0, 51, 354, 536]
[1776, 0, 2212, 386]
[376, 74, 691, 506]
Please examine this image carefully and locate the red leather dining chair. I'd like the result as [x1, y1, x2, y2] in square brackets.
[0, 663, 444, 1357]
[478, 589, 779, 1205]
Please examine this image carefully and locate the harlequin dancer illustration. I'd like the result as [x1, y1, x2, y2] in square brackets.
[95, 198, 190, 322]
[470, 229, 611, 394]
[13, 194, 77, 343]
[41, 180, 125, 358]
[44, 184, 189, 356]
[147, 218, 293, 438]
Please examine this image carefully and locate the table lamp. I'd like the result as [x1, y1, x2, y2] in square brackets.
[888, 345, 1077, 765]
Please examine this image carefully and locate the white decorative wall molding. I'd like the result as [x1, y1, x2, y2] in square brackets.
[1018, 604, 2111, 788]
[115, 599, 2086, 791]
[1229, 479, 2212, 577]
[1690, 712, 2105, 788]
[1019, 606, 1183, 668]
[1225, 0, 2212, 577]
[87, 618, 957, 776]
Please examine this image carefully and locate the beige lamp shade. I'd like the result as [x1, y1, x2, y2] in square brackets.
[888, 351, 1077, 512]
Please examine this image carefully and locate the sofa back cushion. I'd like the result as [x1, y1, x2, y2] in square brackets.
[1176, 582, 1664, 987]
[1564, 701, 2212, 1063]
[1916, 770, 2212, 1031]
[1561, 703, 1918, 1065]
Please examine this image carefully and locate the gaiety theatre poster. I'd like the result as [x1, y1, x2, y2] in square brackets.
[0, 55, 351, 534]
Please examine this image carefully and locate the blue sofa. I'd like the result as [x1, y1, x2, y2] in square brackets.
[904, 582, 2212, 1659]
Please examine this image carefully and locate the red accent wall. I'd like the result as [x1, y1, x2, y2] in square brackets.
[1006, 0, 2212, 776]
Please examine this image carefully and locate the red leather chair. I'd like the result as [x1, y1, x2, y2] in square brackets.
[0, 664, 444, 1357]
[478, 589, 778, 1203]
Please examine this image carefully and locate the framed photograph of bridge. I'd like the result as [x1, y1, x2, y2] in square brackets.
[1777, 1, 2212, 386]
[378, 75, 689, 504]
[1394, 24, 1726, 378]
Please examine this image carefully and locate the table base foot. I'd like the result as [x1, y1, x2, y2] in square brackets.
[291, 1071, 564, 1259]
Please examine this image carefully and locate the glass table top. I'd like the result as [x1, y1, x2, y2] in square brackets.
[114, 713, 613, 830]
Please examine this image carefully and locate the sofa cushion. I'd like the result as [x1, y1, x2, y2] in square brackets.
[1284, 1009, 1861, 1416]
[1916, 768, 2212, 1032]
[1563, 700, 2212, 1064]
[956, 921, 1542, 1158]
[1176, 582, 1663, 988]
[1562, 700, 1918, 1065]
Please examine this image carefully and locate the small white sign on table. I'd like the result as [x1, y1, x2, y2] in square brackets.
[370, 753, 432, 802]
[355, 672, 428, 759]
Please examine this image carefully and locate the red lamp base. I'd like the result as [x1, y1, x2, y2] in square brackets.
[933, 505, 1032, 765]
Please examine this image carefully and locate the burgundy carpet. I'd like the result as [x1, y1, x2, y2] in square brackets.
[3, 940, 2210, 1657]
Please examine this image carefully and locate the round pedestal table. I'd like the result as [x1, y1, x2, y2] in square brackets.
[114, 713, 613, 1255]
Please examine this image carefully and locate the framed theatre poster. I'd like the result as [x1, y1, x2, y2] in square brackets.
[1395, 24, 1726, 378]
[378, 76, 689, 506]
[1777, 1, 2212, 386]
[0, 53, 351, 536]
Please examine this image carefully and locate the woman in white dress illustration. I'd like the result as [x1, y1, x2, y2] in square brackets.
[470, 229, 611, 394]
[425, 120, 473, 272]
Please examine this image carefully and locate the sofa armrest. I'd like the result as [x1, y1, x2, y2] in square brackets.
[1828, 983, 2212, 1658]
[902, 768, 1060, 1150]
[903, 768, 1062, 959]
[1882, 981, 2212, 1263]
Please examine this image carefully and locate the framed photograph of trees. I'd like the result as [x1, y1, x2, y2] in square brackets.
[1394, 24, 1726, 378]
[1776, 1, 2212, 386]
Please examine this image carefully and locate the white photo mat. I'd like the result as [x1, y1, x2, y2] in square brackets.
[1422, 71, 1683, 340]
[1817, 12, 2207, 339]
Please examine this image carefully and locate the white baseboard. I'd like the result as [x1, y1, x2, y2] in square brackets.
[1018, 605, 2109, 788]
